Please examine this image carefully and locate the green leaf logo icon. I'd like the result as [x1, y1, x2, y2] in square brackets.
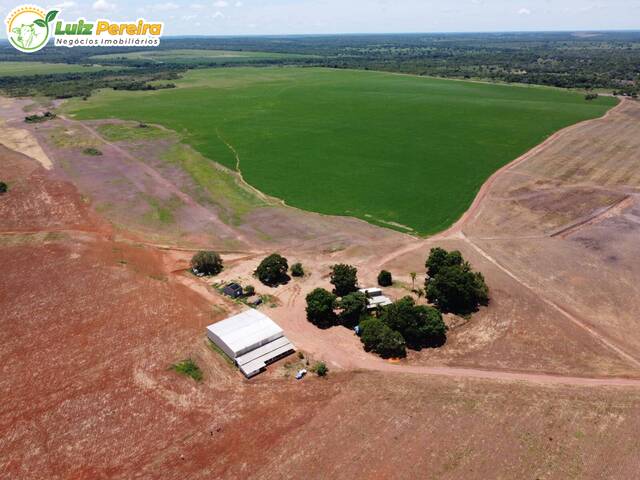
[45, 10, 58, 23]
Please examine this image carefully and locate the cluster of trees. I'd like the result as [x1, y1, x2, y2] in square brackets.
[112, 81, 176, 91]
[425, 248, 489, 315]
[24, 111, 56, 123]
[304, 247, 489, 359]
[306, 264, 363, 328]
[0, 67, 184, 99]
[359, 298, 446, 358]
[305, 262, 448, 358]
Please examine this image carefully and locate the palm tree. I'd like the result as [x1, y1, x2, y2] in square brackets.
[410, 272, 417, 290]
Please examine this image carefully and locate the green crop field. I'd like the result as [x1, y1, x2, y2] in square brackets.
[0, 61, 118, 76]
[64, 67, 617, 234]
[90, 49, 314, 65]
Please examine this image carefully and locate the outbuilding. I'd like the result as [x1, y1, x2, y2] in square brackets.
[359, 287, 393, 310]
[206, 309, 295, 378]
[222, 283, 243, 299]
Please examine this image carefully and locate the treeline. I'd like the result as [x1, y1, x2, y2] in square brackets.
[0, 66, 183, 99]
[1, 31, 639, 96]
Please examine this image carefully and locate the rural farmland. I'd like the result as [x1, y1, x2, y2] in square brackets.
[1, 15, 640, 480]
[63, 67, 616, 234]
[90, 49, 315, 64]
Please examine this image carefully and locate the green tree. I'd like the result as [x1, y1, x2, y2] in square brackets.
[377, 270, 393, 287]
[338, 291, 368, 326]
[410, 272, 417, 290]
[306, 288, 337, 328]
[291, 262, 304, 277]
[313, 361, 328, 377]
[0, 181, 7, 194]
[330, 264, 358, 297]
[380, 297, 447, 349]
[190, 251, 223, 276]
[426, 264, 489, 315]
[255, 253, 289, 286]
[359, 317, 406, 358]
[425, 247, 463, 278]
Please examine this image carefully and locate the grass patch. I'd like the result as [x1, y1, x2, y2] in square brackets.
[96, 122, 169, 142]
[83, 147, 103, 156]
[141, 194, 182, 226]
[66, 67, 617, 235]
[161, 143, 264, 225]
[171, 358, 203, 382]
[49, 126, 100, 149]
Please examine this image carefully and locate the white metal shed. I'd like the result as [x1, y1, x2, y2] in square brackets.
[206, 309, 295, 378]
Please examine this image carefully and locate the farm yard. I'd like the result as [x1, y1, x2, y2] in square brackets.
[63, 67, 616, 234]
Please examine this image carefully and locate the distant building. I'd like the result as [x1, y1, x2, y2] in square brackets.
[359, 287, 393, 310]
[206, 309, 295, 378]
[222, 283, 243, 299]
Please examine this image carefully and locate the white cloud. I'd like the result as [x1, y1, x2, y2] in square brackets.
[235, 1, 243, 6]
[211, 10, 224, 18]
[154, 2, 179, 10]
[93, 0, 116, 12]
[213, 0, 228, 7]
[51, 1, 76, 9]
[518, 7, 531, 15]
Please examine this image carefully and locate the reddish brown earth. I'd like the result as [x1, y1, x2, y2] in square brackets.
[2, 96, 640, 478]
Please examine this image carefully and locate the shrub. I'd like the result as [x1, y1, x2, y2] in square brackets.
[585, 93, 599, 101]
[191, 251, 223, 276]
[358, 317, 406, 359]
[425, 248, 489, 315]
[255, 253, 289, 286]
[306, 288, 337, 328]
[83, 147, 102, 156]
[244, 285, 255, 297]
[313, 361, 328, 377]
[291, 262, 304, 277]
[338, 291, 368, 327]
[380, 296, 447, 349]
[24, 111, 56, 123]
[0, 181, 7, 194]
[377, 270, 393, 287]
[171, 358, 203, 382]
[330, 264, 358, 297]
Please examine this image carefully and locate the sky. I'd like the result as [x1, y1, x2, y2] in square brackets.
[2, 0, 640, 36]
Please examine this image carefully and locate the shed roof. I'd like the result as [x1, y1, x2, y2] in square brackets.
[206, 309, 284, 358]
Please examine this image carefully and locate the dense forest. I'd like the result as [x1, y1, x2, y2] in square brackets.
[1, 31, 639, 98]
